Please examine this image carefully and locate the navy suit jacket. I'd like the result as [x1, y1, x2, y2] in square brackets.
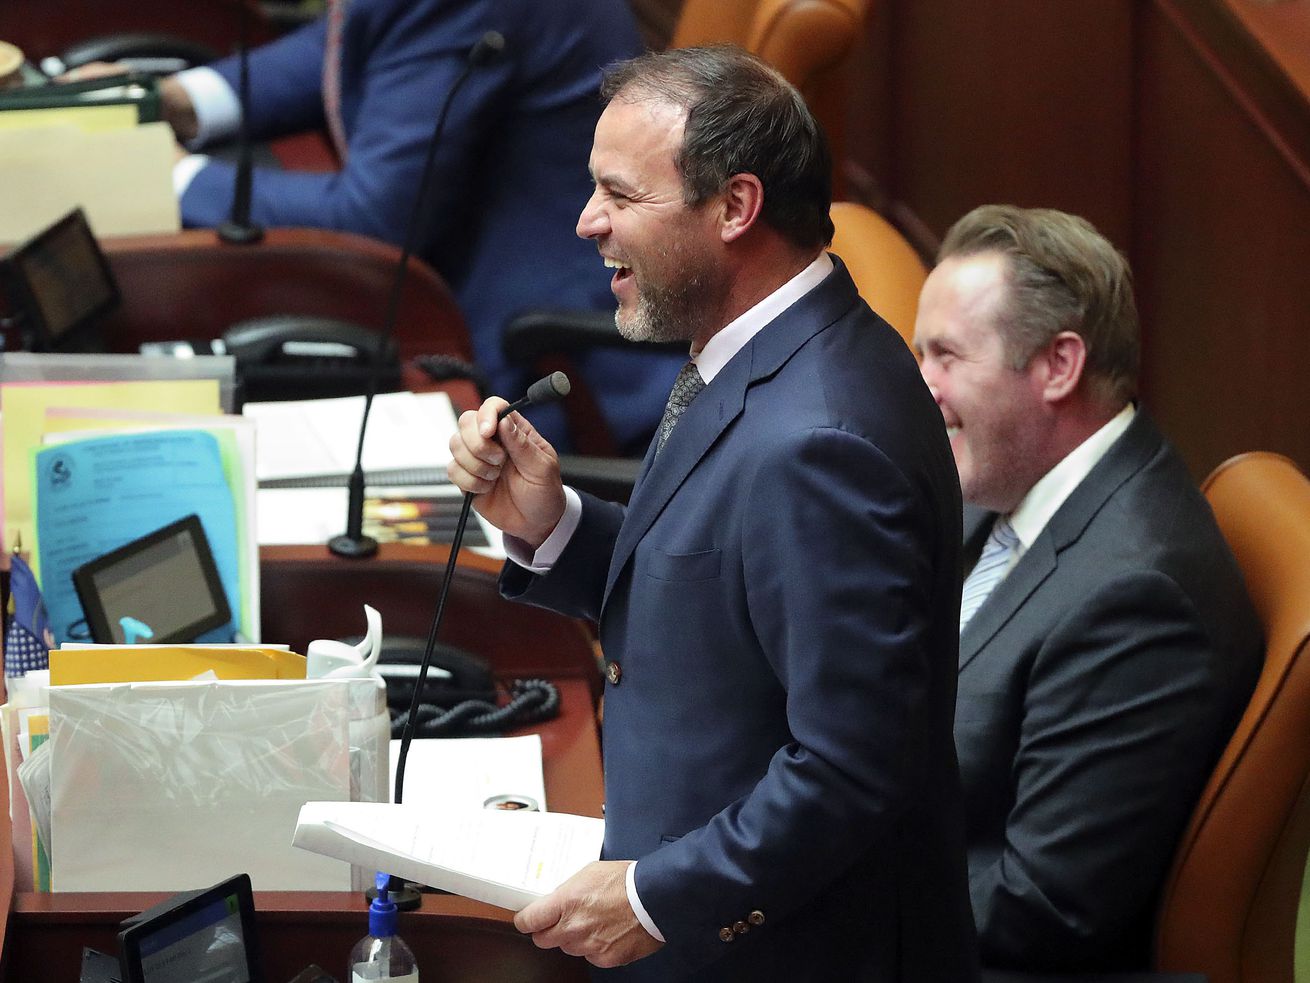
[504, 258, 979, 981]
[956, 410, 1262, 971]
[183, 0, 681, 451]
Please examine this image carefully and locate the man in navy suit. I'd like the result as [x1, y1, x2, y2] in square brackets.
[156, 0, 680, 451]
[914, 205, 1262, 971]
[448, 46, 978, 981]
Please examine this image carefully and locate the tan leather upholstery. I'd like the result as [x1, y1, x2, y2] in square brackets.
[671, 0, 868, 92]
[829, 201, 926, 351]
[1154, 452, 1310, 982]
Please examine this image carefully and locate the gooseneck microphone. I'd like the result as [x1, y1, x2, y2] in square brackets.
[393, 371, 570, 805]
[217, 0, 263, 244]
[329, 30, 507, 559]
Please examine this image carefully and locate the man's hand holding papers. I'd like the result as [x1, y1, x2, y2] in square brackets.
[514, 860, 664, 968]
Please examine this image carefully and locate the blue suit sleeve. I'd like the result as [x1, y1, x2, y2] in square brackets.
[183, 0, 507, 248]
[633, 427, 942, 971]
[208, 18, 328, 142]
[500, 491, 626, 623]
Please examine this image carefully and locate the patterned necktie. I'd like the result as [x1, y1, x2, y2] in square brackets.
[655, 361, 706, 456]
[959, 516, 1020, 632]
[321, 0, 350, 162]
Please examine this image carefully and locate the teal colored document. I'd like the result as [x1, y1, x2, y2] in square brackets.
[34, 430, 239, 644]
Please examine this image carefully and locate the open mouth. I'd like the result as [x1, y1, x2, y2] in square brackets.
[604, 256, 633, 290]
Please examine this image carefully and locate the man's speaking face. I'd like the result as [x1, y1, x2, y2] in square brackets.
[576, 95, 725, 345]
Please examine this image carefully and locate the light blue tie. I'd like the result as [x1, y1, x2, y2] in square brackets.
[959, 517, 1020, 632]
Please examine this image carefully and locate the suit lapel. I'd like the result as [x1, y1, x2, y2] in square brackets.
[603, 353, 748, 601]
[957, 411, 1166, 669]
[602, 257, 862, 605]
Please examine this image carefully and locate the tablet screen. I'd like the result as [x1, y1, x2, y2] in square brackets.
[72, 515, 231, 644]
[119, 874, 262, 983]
[4, 207, 119, 349]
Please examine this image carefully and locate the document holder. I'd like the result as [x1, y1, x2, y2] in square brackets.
[47, 677, 389, 893]
[0, 72, 162, 123]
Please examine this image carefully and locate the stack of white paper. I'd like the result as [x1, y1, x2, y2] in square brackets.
[293, 801, 605, 911]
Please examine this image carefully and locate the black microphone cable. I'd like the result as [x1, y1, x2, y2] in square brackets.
[330, 30, 507, 559]
[393, 371, 570, 805]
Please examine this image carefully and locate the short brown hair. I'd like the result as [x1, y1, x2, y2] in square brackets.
[601, 45, 834, 250]
[939, 205, 1139, 406]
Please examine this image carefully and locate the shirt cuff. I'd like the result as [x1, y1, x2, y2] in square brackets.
[502, 486, 582, 573]
[174, 66, 241, 149]
[172, 153, 210, 197]
[626, 860, 665, 943]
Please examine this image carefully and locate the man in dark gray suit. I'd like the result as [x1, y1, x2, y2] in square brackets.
[914, 204, 1262, 973]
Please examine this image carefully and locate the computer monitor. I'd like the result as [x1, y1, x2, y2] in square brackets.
[2, 207, 119, 350]
[118, 873, 263, 983]
[72, 514, 232, 645]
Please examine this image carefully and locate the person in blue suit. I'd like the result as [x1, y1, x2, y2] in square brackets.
[447, 46, 978, 981]
[159, 0, 681, 451]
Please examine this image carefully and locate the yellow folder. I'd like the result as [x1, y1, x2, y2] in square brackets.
[50, 645, 307, 685]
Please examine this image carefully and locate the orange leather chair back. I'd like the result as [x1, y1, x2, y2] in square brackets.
[1154, 452, 1310, 982]
[671, 0, 868, 92]
[828, 201, 926, 351]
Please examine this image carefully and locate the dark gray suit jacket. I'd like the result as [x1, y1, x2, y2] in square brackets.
[956, 410, 1262, 972]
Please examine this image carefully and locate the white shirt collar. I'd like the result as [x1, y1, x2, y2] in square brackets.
[692, 252, 833, 383]
[1007, 403, 1137, 554]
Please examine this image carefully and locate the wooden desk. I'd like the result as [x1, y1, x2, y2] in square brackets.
[260, 544, 602, 705]
[0, 544, 603, 982]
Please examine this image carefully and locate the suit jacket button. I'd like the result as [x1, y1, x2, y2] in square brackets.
[606, 661, 622, 685]
[733, 921, 749, 935]
[718, 927, 735, 943]
[748, 910, 765, 926]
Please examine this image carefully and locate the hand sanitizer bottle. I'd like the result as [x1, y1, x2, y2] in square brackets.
[350, 872, 419, 982]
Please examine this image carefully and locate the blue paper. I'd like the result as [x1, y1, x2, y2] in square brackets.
[34, 430, 240, 644]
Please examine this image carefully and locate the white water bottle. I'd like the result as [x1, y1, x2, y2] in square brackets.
[349, 872, 419, 982]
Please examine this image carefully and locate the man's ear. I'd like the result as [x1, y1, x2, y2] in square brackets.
[719, 173, 764, 243]
[1036, 331, 1087, 403]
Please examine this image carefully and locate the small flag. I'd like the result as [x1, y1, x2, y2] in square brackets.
[5, 552, 52, 677]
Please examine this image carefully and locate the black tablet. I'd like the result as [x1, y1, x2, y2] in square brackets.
[2, 206, 120, 350]
[72, 515, 232, 645]
[118, 873, 263, 983]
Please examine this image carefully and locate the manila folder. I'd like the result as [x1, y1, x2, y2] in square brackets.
[294, 801, 604, 911]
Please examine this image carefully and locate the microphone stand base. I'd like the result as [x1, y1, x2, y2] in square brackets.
[328, 533, 379, 559]
[365, 878, 424, 912]
[217, 221, 265, 245]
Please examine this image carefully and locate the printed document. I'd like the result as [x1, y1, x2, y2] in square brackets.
[294, 801, 604, 910]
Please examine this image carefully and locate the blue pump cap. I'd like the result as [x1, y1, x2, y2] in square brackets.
[370, 871, 398, 938]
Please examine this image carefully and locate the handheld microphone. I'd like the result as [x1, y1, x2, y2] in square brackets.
[329, 30, 506, 559]
[217, 0, 264, 244]
[498, 370, 571, 420]
[392, 371, 570, 806]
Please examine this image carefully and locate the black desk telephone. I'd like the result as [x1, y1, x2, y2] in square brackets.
[225, 316, 403, 403]
[140, 316, 401, 402]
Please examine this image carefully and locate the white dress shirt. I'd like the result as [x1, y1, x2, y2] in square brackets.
[169, 66, 240, 196]
[996, 403, 1136, 573]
